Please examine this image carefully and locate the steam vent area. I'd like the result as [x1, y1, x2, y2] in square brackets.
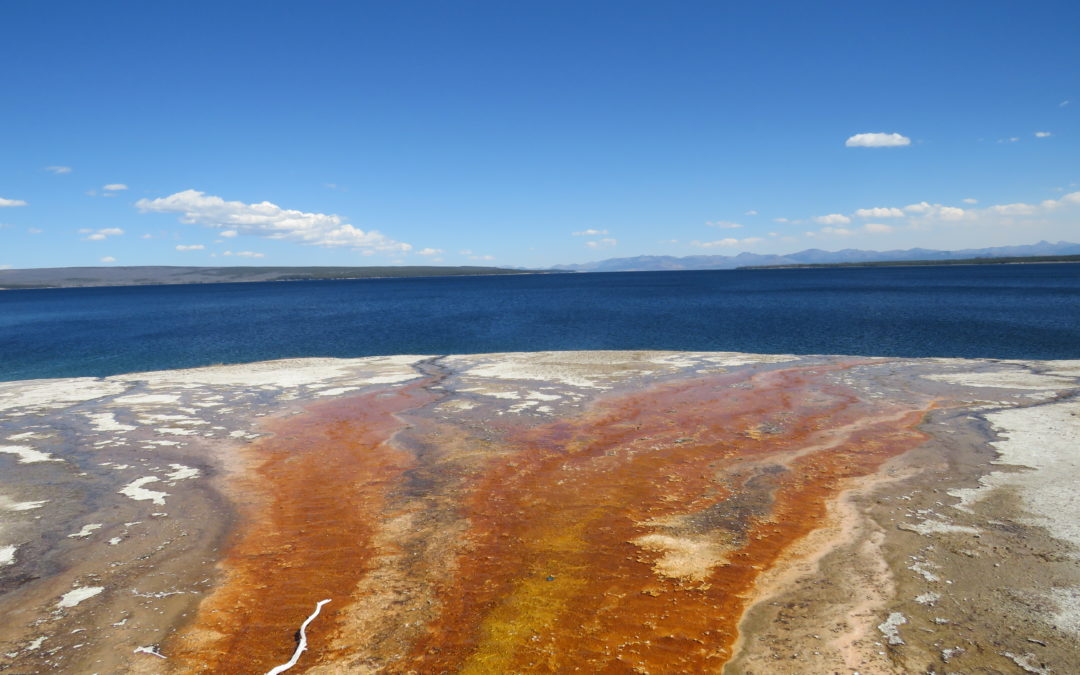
[1, 351, 1079, 674]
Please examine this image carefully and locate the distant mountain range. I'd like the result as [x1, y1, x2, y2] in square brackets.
[554, 240, 1080, 272]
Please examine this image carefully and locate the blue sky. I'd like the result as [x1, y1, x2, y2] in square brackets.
[1, 0, 1078, 269]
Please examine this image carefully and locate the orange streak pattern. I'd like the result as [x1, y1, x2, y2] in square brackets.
[169, 380, 439, 673]
[403, 364, 931, 673]
[169, 362, 932, 674]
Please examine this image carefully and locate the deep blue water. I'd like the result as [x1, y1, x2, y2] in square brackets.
[2, 264, 1079, 381]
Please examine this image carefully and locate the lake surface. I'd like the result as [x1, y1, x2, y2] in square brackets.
[2, 264, 1079, 381]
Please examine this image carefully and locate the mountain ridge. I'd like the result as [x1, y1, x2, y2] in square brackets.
[554, 240, 1080, 272]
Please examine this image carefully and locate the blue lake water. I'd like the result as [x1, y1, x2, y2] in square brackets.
[2, 264, 1080, 381]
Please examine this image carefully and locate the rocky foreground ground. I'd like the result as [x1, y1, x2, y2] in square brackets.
[0, 351, 1077, 674]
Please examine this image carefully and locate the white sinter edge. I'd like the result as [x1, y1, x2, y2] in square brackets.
[264, 599, 332, 675]
[133, 645, 167, 659]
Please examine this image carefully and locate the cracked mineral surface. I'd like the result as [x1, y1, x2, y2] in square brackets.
[0, 351, 1078, 674]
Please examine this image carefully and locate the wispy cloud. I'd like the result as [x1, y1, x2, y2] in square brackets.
[585, 238, 617, 249]
[744, 209, 758, 216]
[223, 250, 263, 258]
[175, 244, 205, 251]
[468, 254, 496, 261]
[845, 132, 911, 148]
[103, 183, 128, 191]
[691, 237, 763, 248]
[854, 207, 904, 219]
[572, 228, 609, 236]
[100, 256, 116, 263]
[962, 198, 978, 204]
[797, 190, 1080, 244]
[813, 213, 851, 225]
[863, 223, 894, 233]
[45, 166, 72, 175]
[27, 227, 43, 234]
[137, 190, 411, 253]
[706, 220, 743, 229]
[80, 227, 124, 241]
[1034, 131, 1052, 138]
[417, 247, 444, 256]
[0, 197, 28, 207]
[902, 202, 966, 220]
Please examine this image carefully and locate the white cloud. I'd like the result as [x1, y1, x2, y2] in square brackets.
[863, 223, 894, 233]
[458, 249, 473, 255]
[744, 210, 758, 216]
[820, 227, 853, 236]
[1037, 191, 1080, 210]
[572, 229, 609, 236]
[691, 237, 763, 248]
[694, 238, 739, 247]
[45, 166, 72, 174]
[706, 220, 743, 229]
[901, 202, 967, 221]
[773, 217, 790, 223]
[585, 238, 618, 249]
[417, 247, 444, 256]
[0, 198, 28, 207]
[845, 132, 911, 148]
[220, 229, 238, 237]
[176, 244, 205, 251]
[0, 264, 11, 270]
[136, 189, 411, 253]
[103, 183, 128, 191]
[82, 227, 124, 241]
[100, 256, 116, 263]
[938, 206, 966, 220]
[813, 213, 851, 225]
[27, 227, 43, 234]
[1034, 131, 1052, 138]
[989, 203, 1037, 216]
[962, 198, 978, 204]
[854, 207, 903, 219]
[468, 254, 496, 261]
[998, 137, 1020, 143]
[234, 251, 264, 258]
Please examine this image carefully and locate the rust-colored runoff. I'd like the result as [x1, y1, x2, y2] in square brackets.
[168, 380, 439, 673]
[403, 364, 931, 673]
[170, 363, 931, 674]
